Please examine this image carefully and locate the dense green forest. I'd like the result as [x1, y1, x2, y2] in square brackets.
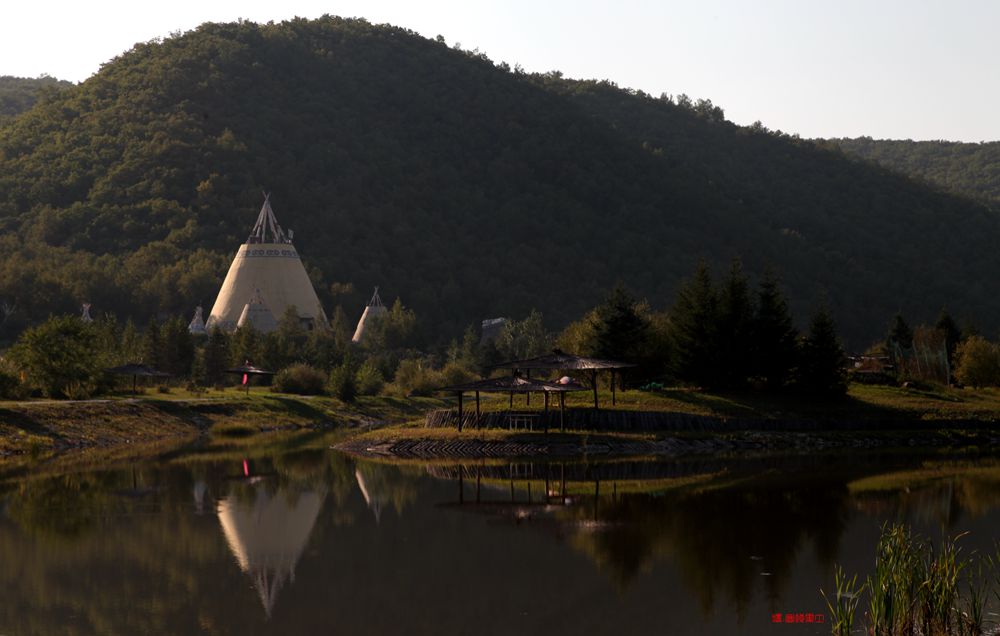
[0, 75, 73, 121]
[826, 137, 1000, 204]
[1, 16, 999, 349]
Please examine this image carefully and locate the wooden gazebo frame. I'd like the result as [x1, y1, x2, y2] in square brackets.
[492, 350, 636, 409]
[437, 375, 587, 432]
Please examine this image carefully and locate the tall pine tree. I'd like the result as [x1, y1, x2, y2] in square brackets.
[716, 259, 755, 388]
[753, 269, 798, 389]
[797, 306, 847, 396]
[669, 262, 719, 388]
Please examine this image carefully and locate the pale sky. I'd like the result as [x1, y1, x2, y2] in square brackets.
[3, 0, 998, 142]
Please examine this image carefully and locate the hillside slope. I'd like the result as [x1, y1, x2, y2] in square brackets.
[0, 75, 73, 121]
[825, 137, 1000, 205]
[0, 17, 998, 347]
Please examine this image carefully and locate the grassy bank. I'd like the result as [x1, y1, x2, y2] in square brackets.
[0, 388, 448, 458]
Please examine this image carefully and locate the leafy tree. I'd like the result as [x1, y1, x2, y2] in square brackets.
[752, 270, 798, 389]
[362, 298, 417, 352]
[954, 336, 1000, 388]
[496, 310, 550, 361]
[796, 306, 847, 396]
[9, 316, 103, 398]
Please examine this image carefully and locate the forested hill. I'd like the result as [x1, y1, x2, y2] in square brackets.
[0, 75, 73, 120]
[1, 17, 998, 348]
[825, 137, 1000, 204]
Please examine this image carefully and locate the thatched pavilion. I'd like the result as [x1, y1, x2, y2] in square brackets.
[437, 375, 587, 432]
[492, 350, 636, 409]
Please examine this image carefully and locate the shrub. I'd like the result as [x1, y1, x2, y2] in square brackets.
[355, 360, 384, 396]
[392, 359, 443, 397]
[0, 359, 26, 400]
[272, 363, 326, 395]
[440, 361, 475, 387]
[955, 336, 1000, 388]
[328, 363, 357, 402]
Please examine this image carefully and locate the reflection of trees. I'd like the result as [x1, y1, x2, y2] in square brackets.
[559, 484, 851, 619]
[854, 476, 1000, 527]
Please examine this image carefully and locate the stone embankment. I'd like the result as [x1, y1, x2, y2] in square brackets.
[336, 428, 1000, 460]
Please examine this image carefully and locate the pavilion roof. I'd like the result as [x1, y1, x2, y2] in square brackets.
[438, 375, 587, 394]
[492, 349, 636, 371]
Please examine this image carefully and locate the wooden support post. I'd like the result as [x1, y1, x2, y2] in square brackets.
[560, 392, 566, 431]
[611, 369, 616, 406]
[543, 392, 549, 434]
[592, 369, 599, 409]
[475, 391, 481, 428]
[457, 392, 464, 432]
[526, 369, 531, 406]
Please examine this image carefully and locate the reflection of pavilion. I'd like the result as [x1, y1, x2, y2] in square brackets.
[217, 484, 324, 617]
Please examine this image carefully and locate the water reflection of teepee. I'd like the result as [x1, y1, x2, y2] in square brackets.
[216, 484, 324, 617]
[355, 468, 385, 523]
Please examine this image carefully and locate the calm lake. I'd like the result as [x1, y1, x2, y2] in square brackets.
[2, 440, 1000, 635]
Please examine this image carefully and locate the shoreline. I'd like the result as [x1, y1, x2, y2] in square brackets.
[2, 388, 1000, 464]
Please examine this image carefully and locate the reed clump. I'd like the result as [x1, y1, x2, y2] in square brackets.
[822, 524, 993, 636]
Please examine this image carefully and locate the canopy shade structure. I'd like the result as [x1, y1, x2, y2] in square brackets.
[491, 349, 636, 409]
[217, 484, 324, 618]
[437, 375, 587, 432]
[206, 195, 329, 333]
[226, 364, 276, 395]
[352, 287, 387, 344]
[104, 363, 171, 394]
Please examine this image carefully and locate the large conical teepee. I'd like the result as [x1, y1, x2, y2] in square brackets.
[206, 195, 328, 333]
[351, 287, 388, 343]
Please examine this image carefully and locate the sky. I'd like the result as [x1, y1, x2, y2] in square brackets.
[3, 0, 998, 142]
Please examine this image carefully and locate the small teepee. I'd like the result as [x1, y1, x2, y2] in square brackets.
[237, 290, 278, 332]
[80, 303, 93, 323]
[206, 195, 328, 333]
[352, 287, 387, 343]
[188, 306, 207, 335]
